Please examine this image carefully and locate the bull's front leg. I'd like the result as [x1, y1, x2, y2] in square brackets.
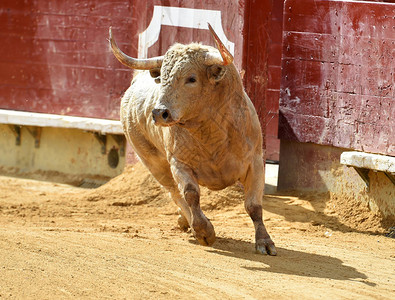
[170, 158, 216, 246]
[242, 155, 277, 255]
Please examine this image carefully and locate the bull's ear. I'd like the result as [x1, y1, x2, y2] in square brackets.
[149, 68, 161, 84]
[207, 65, 226, 84]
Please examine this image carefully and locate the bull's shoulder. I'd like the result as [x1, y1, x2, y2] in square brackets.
[121, 72, 159, 113]
[241, 92, 263, 147]
[120, 71, 164, 145]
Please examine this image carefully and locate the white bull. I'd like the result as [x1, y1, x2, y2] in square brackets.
[109, 25, 276, 255]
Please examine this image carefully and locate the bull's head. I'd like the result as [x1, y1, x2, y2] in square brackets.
[109, 24, 234, 126]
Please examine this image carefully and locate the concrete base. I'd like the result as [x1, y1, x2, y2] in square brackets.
[0, 124, 126, 185]
[265, 163, 278, 195]
[278, 140, 395, 217]
[340, 151, 395, 173]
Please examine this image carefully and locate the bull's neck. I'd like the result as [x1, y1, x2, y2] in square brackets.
[178, 88, 247, 139]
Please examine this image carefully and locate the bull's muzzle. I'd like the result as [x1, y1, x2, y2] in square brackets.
[152, 108, 175, 126]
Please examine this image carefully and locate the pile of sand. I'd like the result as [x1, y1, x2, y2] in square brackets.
[81, 162, 245, 211]
[327, 194, 394, 234]
[81, 163, 168, 206]
[79, 161, 392, 234]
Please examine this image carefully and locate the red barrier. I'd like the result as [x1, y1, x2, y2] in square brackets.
[0, 0, 282, 160]
[279, 0, 395, 156]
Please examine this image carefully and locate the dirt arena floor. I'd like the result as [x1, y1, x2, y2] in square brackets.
[0, 162, 394, 299]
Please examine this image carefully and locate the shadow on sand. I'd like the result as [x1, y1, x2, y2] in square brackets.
[189, 236, 375, 287]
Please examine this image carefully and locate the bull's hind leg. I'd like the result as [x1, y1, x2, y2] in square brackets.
[242, 155, 277, 255]
[169, 158, 216, 246]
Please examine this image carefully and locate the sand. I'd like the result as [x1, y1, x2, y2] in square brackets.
[0, 162, 394, 299]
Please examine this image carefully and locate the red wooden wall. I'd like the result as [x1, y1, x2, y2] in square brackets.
[0, 0, 132, 120]
[266, 0, 284, 161]
[0, 0, 283, 159]
[279, 0, 395, 156]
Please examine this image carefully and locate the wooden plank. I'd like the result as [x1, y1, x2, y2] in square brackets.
[283, 0, 340, 35]
[284, 0, 394, 37]
[282, 32, 339, 62]
[244, 0, 274, 150]
[265, 0, 284, 161]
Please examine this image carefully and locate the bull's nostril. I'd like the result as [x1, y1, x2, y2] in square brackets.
[152, 108, 171, 124]
[162, 111, 169, 120]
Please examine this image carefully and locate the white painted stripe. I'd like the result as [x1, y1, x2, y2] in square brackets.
[138, 6, 234, 59]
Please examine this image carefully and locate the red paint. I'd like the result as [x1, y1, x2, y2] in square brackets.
[279, 0, 395, 156]
[0, 0, 134, 120]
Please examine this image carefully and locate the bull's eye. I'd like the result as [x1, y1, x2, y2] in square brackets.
[186, 76, 197, 84]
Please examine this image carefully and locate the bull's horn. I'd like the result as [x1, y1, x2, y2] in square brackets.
[109, 27, 164, 70]
[205, 23, 234, 66]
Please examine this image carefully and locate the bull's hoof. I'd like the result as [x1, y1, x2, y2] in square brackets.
[256, 238, 277, 256]
[193, 229, 216, 246]
[191, 217, 216, 246]
[177, 214, 190, 232]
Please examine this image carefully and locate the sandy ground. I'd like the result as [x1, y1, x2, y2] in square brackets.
[0, 163, 394, 299]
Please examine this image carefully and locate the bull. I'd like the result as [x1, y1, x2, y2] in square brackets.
[109, 24, 277, 255]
